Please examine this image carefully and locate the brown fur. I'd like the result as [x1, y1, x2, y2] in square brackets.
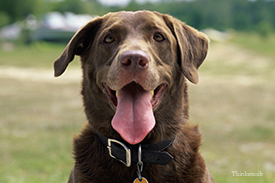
[54, 10, 214, 183]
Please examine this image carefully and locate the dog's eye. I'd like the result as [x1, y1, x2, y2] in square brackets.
[104, 35, 115, 43]
[153, 33, 165, 42]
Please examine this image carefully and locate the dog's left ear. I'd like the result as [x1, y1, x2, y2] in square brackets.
[54, 17, 102, 77]
[163, 15, 209, 84]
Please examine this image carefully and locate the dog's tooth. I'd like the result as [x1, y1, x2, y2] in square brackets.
[150, 91, 154, 99]
[116, 91, 118, 97]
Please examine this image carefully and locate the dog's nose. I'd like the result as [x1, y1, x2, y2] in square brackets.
[120, 50, 149, 71]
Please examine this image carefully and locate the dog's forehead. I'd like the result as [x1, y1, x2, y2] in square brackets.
[102, 11, 166, 30]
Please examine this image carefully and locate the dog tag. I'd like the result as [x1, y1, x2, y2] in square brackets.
[133, 177, 148, 183]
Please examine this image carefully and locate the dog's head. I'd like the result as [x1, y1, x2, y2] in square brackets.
[54, 11, 209, 144]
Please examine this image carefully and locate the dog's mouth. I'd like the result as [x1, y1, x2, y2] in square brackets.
[103, 82, 167, 144]
[103, 82, 167, 110]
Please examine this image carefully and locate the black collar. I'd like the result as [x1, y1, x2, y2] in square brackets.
[97, 133, 174, 167]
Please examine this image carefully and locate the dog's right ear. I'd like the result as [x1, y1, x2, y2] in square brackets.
[54, 17, 102, 77]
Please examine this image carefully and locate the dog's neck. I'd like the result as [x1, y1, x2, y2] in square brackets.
[96, 133, 174, 167]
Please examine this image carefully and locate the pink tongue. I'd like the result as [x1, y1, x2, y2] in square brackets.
[111, 83, 155, 144]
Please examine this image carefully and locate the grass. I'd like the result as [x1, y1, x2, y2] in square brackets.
[1, 33, 275, 182]
[0, 78, 85, 183]
[188, 32, 275, 182]
[0, 42, 80, 68]
[230, 32, 275, 58]
[189, 82, 275, 182]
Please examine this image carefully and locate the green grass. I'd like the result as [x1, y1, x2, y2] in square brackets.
[189, 33, 275, 182]
[230, 32, 275, 58]
[0, 78, 85, 183]
[189, 82, 275, 182]
[0, 42, 80, 68]
[1, 36, 275, 182]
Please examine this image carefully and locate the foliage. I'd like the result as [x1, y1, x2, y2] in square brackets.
[0, 0, 275, 35]
[0, 0, 42, 24]
[0, 11, 11, 27]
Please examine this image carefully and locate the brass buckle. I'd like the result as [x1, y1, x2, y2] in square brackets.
[107, 139, 131, 167]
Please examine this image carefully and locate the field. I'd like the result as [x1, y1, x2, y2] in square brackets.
[1, 33, 275, 182]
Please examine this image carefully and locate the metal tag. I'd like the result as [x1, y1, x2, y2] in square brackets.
[133, 177, 149, 183]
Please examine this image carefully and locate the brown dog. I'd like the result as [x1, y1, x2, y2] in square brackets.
[54, 10, 214, 183]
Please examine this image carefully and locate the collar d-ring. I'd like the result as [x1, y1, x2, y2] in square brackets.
[137, 144, 143, 181]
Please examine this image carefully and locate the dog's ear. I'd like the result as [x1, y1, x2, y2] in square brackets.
[54, 17, 102, 77]
[163, 15, 209, 84]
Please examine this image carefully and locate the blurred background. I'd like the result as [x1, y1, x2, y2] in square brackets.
[0, 0, 274, 182]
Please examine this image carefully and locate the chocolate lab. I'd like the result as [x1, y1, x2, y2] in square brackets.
[54, 10, 214, 183]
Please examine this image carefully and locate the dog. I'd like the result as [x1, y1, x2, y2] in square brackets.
[54, 10, 214, 183]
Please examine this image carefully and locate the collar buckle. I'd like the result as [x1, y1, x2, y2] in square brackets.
[107, 138, 131, 167]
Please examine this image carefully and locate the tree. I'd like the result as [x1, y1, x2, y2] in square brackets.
[0, 0, 41, 25]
